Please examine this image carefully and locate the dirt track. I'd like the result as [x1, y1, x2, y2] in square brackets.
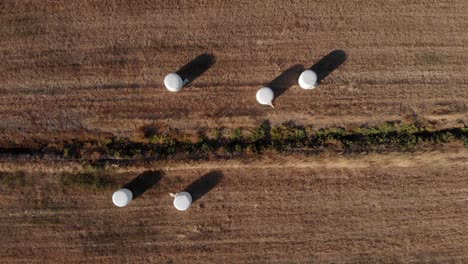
[1, 0, 468, 263]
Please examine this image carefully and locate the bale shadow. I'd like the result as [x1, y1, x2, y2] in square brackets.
[176, 53, 216, 86]
[267, 64, 305, 99]
[310, 49, 347, 84]
[123, 170, 163, 199]
[183, 170, 223, 203]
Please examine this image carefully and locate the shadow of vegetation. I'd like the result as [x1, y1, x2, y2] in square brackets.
[123, 170, 163, 199]
[176, 53, 216, 86]
[310, 49, 347, 84]
[267, 64, 305, 98]
[183, 170, 223, 203]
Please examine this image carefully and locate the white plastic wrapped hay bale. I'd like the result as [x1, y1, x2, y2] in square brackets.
[164, 72, 188, 92]
[112, 188, 133, 207]
[298, 70, 318, 89]
[256, 87, 275, 108]
[170, 192, 192, 211]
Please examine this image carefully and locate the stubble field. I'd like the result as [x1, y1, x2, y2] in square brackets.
[0, 0, 467, 263]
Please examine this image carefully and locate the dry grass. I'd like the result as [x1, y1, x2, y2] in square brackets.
[0, 0, 467, 146]
[0, 149, 467, 263]
[0, 0, 467, 262]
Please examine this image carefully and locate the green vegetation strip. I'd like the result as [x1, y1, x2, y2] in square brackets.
[2, 121, 467, 160]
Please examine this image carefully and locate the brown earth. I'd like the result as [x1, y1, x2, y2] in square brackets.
[0, 0, 468, 263]
[0, 149, 467, 263]
[1, 0, 467, 145]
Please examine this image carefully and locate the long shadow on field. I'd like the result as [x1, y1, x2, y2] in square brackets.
[310, 49, 347, 84]
[267, 64, 305, 99]
[123, 170, 163, 199]
[183, 170, 223, 203]
[176, 53, 216, 86]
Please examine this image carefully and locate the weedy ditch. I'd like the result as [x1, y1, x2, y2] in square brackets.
[1, 120, 467, 161]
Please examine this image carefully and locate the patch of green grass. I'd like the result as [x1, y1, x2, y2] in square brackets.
[212, 128, 223, 141]
[149, 134, 174, 144]
[251, 121, 271, 142]
[231, 128, 243, 141]
[271, 121, 307, 149]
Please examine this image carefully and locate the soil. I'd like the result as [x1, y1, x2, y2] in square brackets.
[1, 149, 468, 263]
[1, 0, 467, 145]
[0, 0, 467, 263]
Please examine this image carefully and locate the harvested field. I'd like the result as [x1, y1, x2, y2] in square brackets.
[0, 0, 467, 263]
[1, 150, 468, 263]
[1, 0, 467, 144]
